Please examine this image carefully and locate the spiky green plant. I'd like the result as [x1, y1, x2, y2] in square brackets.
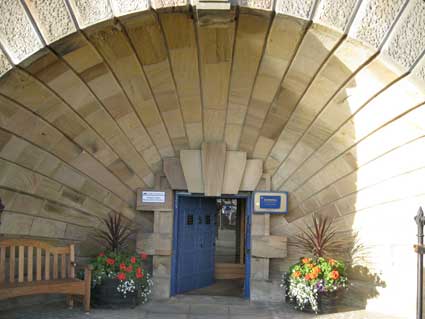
[93, 212, 134, 253]
[293, 214, 344, 258]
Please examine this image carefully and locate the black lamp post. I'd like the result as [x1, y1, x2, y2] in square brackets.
[0, 197, 4, 225]
[414, 207, 425, 319]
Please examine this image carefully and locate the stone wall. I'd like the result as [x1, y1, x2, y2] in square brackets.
[0, 1, 425, 317]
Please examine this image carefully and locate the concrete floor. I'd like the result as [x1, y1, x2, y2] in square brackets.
[0, 295, 403, 319]
[185, 280, 244, 297]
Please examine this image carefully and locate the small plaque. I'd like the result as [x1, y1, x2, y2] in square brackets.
[136, 189, 173, 211]
[254, 192, 288, 214]
[142, 191, 166, 203]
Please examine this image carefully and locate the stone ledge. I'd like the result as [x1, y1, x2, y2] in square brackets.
[252, 235, 287, 258]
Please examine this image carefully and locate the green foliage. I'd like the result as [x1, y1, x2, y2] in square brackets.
[91, 251, 149, 285]
[283, 257, 348, 313]
[91, 251, 152, 302]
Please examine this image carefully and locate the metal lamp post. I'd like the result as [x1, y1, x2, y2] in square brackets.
[414, 207, 425, 319]
[0, 197, 4, 225]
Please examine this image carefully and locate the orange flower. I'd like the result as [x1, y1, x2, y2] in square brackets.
[328, 258, 336, 266]
[302, 258, 311, 264]
[312, 266, 321, 274]
[309, 272, 318, 279]
[117, 272, 126, 281]
[306, 263, 313, 269]
[292, 271, 301, 278]
[304, 274, 311, 280]
[330, 270, 340, 280]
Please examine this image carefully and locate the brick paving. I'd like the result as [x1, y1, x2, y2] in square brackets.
[0, 295, 402, 319]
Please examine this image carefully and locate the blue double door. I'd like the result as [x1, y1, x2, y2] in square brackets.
[175, 196, 217, 294]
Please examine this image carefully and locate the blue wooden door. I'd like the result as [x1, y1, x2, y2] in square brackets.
[176, 196, 216, 293]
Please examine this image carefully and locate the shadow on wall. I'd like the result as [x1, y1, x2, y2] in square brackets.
[267, 24, 399, 312]
[332, 232, 386, 310]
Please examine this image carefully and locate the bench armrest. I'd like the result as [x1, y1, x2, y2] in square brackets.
[84, 265, 92, 285]
[85, 264, 94, 271]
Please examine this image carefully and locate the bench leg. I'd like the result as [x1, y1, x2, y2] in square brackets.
[84, 266, 92, 313]
[66, 295, 74, 309]
[83, 292, 90, 313]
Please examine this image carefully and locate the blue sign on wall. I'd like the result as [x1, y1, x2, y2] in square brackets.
[259, 195, 281, 209]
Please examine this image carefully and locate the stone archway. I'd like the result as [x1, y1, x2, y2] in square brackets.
[0, 0, 424, 317]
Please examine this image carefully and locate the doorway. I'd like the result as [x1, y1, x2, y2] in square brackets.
[171, 193, 251, 298]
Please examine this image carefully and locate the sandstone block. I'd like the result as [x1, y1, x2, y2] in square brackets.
[252, 235, 287, 258]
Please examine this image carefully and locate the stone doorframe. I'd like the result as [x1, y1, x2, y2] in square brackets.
[136, 154, 287, 301]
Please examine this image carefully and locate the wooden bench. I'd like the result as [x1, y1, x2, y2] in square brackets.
[0, 239, 91, 312]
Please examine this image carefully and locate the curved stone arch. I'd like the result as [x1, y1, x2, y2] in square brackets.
[0, 0, 424, 317]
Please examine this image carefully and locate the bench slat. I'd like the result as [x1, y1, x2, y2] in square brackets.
[28, 247, 33, 282]
[45, 251, 50, 281]
[18, 246, 24, 283]
[61, 254, 66, 279]
[27, 246, 33, 282]
[10, 246, 15, 283]
[69, 244, 75, 279]
[0, 279, 86, 300]
[0, 240, 70, 255]
[0, 247, 5, 283]
[53, 253, 58, 280]
[36, 248, 41, 281]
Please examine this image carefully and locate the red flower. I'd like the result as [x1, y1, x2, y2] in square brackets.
[126, 265, 133, 272]
[98, 252, 105, 257]
[136, 267, 144, 279]
[119, 263, 126, 271]
[117, 272, 126, 281]
[106, 258, 115, 265]
[130, 256, 137, 264]
[140, 252, 148, 260]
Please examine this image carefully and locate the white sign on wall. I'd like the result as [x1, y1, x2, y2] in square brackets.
[142, 191, 166, 203]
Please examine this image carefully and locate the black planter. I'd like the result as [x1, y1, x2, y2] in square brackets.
[303, 289, 345, 314]
[318, 290, 345, 313]
[92, 278, 138, 309]
[287, 289, 345, 314]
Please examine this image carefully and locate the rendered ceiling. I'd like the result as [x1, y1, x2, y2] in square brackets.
[0, 0, 425, 316]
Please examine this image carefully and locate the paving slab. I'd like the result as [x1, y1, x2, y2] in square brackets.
[0, 295, 403, 319]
